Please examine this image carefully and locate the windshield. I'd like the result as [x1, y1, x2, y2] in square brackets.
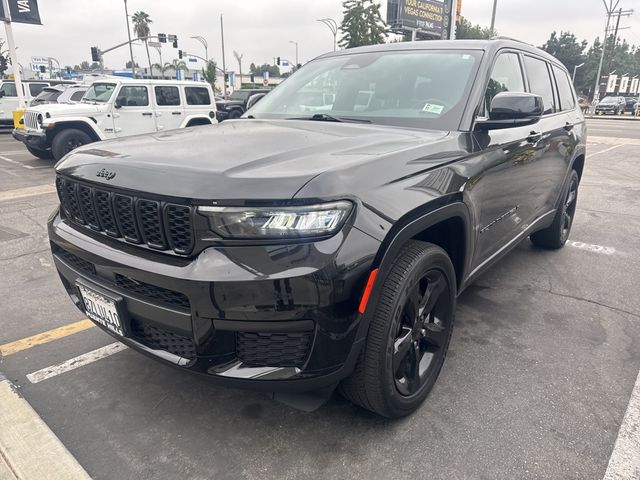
[249, 50, 482, 130]
[230, 90, 251, 101]
[31, 89, 63, 105]
[82, 83, 116, 103]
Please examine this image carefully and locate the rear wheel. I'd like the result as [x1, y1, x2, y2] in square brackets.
[25, 145, 53, 160]
[51, 128, 93, 161]
[530, 169, 579, 249]
[340, 241, 456, 418]
[227, 109, 242, 120]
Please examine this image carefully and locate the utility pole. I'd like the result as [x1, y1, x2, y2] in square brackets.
[124, 0, 136, 77]
[592, 0, 620, 110]
[605, 7, 633, 74]
[220, 14, 227, 95]
[490, 0, 498, 35]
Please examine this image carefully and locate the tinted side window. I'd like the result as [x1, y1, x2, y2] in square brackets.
[70, 90, 86, 102]
[552, 66, 576, 111]
[117, 86, 149, 107]
[155, 86, 181, 106]
[29, 83, 48, 97]
[524, 56, 556, 114]
[185, 87, 211, 105]
[0, 83, 17, 97]
[483, 53, 525, 115]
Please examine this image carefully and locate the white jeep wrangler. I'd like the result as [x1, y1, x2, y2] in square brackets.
[13, 78, 216, 160]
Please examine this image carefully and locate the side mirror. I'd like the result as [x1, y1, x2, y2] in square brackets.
[246, 93, 266, 110]
[114, 98, 123, 109]
[0, 91, 5, 98]
[476, 92, 543, 131]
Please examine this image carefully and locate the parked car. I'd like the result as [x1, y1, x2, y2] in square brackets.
[595, 96, 626, 115]
[13, 78, 216, 160]
[624, 96, 638, 113]
[30, 84, 89, 107]
[0, 79, 77, 128]
[216, 88, 270, 121]
[48, 39, 585, 418]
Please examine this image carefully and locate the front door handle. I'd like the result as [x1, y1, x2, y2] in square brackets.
[142, 112, 153, 116]
[527, 131, 542, 143]
[172, 111, 182, 115]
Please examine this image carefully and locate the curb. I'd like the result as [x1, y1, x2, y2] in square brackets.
[0, 373, 92, 480]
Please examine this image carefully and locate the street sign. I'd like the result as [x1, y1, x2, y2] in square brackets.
[188, 57, 197, 63]
[606, 74, 618, 93]
[148, 41, 161, 48]
[387, 0, 452, 39]
[7, 0, 42, 24]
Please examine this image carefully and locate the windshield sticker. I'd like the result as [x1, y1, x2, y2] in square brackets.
[422, 103, 444, 115]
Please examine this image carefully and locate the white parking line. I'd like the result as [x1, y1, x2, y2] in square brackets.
[603, 369, 640, 480]
[588, 145, 623, 157]
[0, 155, 51, 170]
[0, 184, 56, 202]
[567, 241, 616, 255]
[26, 343, 127, 384]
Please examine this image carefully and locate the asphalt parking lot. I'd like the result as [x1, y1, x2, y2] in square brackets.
[1, 120, 639, 480]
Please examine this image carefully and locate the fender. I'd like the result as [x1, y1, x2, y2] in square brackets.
[180, 114, 215, 128]
[44, 117, 106, 141]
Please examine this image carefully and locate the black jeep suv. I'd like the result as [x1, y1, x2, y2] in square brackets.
[49, 39, 585, 418]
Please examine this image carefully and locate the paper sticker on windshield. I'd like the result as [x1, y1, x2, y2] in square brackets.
[422, 103, 444, 115]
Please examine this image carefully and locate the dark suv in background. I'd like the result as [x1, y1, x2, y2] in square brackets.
[595, 96, 626, 115]
[216, 88, 271, 121]
[49, 39, 585, 418]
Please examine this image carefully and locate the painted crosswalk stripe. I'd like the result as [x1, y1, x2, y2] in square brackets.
[26, 343, 127, 384]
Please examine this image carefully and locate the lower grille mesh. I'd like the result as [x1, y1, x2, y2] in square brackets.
[236, 332, 312, 368]
[131, 321, 196, 359]
[114, 274, 190, 310]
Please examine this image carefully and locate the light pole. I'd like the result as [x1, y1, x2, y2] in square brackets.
[190, 35, 208, 61]
[489, 0, 498, 35]
[123, 0, 136, 76]
[572, 62, 585, 82]
[220, 14, 227, 95]
[153, 45, 164, 79]
[289, 40, 299, 66]
[592, 0, 621, 111]
[317, 18, 338, 51]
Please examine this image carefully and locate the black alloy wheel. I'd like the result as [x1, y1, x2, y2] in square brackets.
[530, 169, 580, 249]
[340, 241, 456, 418]
[51, 128, 93, 161]
[393, 268, 452, 396]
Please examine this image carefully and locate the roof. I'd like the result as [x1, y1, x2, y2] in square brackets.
[317, 38, 563, 69]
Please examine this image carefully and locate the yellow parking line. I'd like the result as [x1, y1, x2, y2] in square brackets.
[0, 319, 95, 357]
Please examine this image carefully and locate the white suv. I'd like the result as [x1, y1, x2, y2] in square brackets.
[13, 78, 216, 160]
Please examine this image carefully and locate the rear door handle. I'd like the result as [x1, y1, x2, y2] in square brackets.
[527, 131, 542, 143]
[172, 111, 182, 115]
[142, 112, 153, 116]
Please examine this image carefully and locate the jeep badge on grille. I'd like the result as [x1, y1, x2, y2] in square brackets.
[96, 168, 116, 181]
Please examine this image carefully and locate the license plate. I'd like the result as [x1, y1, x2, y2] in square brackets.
[77, 283, 125, 336]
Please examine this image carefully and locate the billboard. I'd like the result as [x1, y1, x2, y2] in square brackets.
[387, 0, 451, 38]
[7, 0, 42, 24]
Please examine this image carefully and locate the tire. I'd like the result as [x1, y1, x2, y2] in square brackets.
[227, 109, 242, 120]
[51, 128, 93, 161]
[340, 241, 456, 418]
[530, 169, 579, 249]
[25, 145, 53, 160]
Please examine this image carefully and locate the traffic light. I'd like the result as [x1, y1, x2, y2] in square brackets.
[250, 74, 255, 83]
[178, 50, 183, 59]
[276, 57, 281, 66]
[173, 39, 178, 48]
[158, 33, 167, 43]
[91, 47, 101, 62]
[39, 65, 46, 73]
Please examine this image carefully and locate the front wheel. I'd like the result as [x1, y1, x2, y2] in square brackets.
[25, 145, 53, 160]
[227, 109, 243, 120]
[51, 128, 93, 161]
[530, 169, 579, 249]
[340, 241, 456, 418]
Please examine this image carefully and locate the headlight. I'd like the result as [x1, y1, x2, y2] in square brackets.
[36, 114, 43, 126]
[198, 201, 353, 239]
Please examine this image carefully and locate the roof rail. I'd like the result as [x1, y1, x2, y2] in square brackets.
[490, 36, 533, 47]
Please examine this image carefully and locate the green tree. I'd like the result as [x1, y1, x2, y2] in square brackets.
[541, 31, 588, 86]
[132, 11, 153, 76]
[202, 60, 219, 93]
[455, 16, 494, 39]
[249, 63, 280, 77]
[0, 38, 8, 78]
[339, 0, 387, 49]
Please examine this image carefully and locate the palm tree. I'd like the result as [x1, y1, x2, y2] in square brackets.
[233, 50, 244, 87]
[132, 11, 153, 77]
[164, 60, 189, 79]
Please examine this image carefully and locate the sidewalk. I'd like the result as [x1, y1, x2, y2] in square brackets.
[0, 373, 92, 480]
[585, 114, 640, 121]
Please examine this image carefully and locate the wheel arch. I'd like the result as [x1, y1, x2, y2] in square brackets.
[46, 120, 102, 144]
[571, 153, 585, 181]
[182, 115, 213, 128]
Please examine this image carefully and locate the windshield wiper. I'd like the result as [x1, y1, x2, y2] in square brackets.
[287, 113, 372, 124]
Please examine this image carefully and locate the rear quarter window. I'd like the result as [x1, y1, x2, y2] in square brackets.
[552, 65, 576, 111]
[155, 86, 181, 106]
[185, 87, 211, 105]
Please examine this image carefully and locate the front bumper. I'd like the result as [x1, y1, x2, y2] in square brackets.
[48, 210, 380, 391]
[12, 128, 48, 150]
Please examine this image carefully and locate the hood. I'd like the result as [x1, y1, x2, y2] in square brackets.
[216, 99, 244, 107]
[56, 119, 450, 200]
[27, 102, 106, 117]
